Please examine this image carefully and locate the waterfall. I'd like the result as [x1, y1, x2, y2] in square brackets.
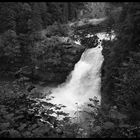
[44, 31, 115, 124]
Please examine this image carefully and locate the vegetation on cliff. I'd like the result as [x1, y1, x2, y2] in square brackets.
[0, 2, 140, 138]
[99, 2, 140, 137]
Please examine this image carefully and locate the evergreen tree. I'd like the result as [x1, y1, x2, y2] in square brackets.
[101, 2, 140, 122]
[30, 3, 43, 32]
[0, 2, 17, 33]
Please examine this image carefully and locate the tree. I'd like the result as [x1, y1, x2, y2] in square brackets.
[30, 3, 43, 32]
[101, 2, 140, 123]
[15, 3, 32, 34]
[0, 2, 17, 33]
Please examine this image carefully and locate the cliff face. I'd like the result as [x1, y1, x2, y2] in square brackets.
[17, 41, 85, 84]
[34, 43, 85, 84]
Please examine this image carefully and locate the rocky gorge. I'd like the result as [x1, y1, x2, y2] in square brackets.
[16, 18, 109, 85]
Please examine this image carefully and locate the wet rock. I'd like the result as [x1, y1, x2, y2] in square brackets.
[29, 88, 45, 98]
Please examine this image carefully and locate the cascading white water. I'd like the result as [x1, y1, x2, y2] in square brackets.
[44, 31, 115, 124]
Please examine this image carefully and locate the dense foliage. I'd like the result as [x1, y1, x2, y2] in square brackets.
[101, 2, 140, 124]
[0, 2, 140, 138]
[0, 81, 81, 138]
[0, 2, 84, 76]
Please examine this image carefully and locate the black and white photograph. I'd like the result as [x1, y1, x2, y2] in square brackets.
[0, 2, 140, 138]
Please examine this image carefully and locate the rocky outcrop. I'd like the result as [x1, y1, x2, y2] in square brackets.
[35, 43, 85, 84]
[16, 42, 85, 84]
